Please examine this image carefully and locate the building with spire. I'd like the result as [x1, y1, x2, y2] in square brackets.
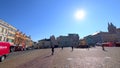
[108, 22, 117, 33]
[84, 22, 120, 45]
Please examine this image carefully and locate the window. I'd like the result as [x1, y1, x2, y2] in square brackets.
[0, 36, 2, 41]
[0, 26, 2, 32]
[3, 37, 6, 41]
[8, 33, 15, 37]
[5, 29, 7, 34]
[2, 27, 4, 33]
[4, 29, 6, 33]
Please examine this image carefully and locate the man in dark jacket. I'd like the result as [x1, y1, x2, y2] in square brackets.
[102, 44, 105, 51]
[51, 46, 54, 55]
[71, 46, 73, 51]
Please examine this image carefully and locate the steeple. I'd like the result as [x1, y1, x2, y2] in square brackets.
[110, 22, 114, 27]
[108, 22, 110, 32]
[108, 22, 117, 33]
[108, 22, 110, 27]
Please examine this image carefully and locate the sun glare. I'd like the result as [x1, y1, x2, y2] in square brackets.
[74, 9, 86, 20]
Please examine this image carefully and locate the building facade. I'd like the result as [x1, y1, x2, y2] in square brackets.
[37, 35, 58, 48]
[0, 19, 33, 48]
[25, 36, 33, 48]
[7, 24, 17, 45]
[108, 23, 120, 42]
[37, 39, 51, 48]
[57, 34, 79, 47]
[0, 20, 9, 41]
[57, 36, 70, 47]
[14, 30, 33, 47]
[84, 22, 120, 45]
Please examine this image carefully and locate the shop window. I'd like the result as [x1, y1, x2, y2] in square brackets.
[0, 36, 2, 41]
[7, 38, 9, 42]
[3, 37, 6, 41]
[8, 39, 14, 42]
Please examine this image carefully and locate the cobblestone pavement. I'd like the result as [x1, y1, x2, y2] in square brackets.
[0, 47, 120, 68]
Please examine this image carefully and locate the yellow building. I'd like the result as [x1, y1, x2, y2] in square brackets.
[14, 30, 33, 47]
[14, 31, 24, 45]
[79, 39, 87, 45]
[25, 35, 33, 48]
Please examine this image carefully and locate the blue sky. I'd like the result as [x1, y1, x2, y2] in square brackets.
[0, 0, 120, 41]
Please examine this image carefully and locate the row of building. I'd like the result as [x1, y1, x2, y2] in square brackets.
[36, 22, 120, 48]
[0, 19, 33, 48]
[35, 34, 79, 48]
[83, 23, 120, 46]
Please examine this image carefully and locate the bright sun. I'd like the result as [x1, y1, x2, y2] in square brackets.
[74, 9, 86, 20]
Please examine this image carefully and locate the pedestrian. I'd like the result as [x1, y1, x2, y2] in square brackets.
[102, 44, 105, 51]
[87, 45, 89, 50]
[61, 46, 63, 50]
[71, 46, 73, 51]
[51, 46, 54, 55]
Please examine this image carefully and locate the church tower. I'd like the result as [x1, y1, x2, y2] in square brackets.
[108, 22, 117, 33]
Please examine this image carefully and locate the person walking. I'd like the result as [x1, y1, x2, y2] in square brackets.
[102, 44, 105, 51]
[51, 46, 54, 55]
[50, 35, 55, 55]
[87, 45, 89, 50]
[61, 46, 63, 50]
[71, 46, 73, 51]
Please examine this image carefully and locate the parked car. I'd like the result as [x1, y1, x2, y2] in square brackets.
[26, 46, 34, 50]
[0, 42, 10, 62]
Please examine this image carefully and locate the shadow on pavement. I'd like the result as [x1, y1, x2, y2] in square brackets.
[43, 54, 52, 58]
[103, 49, 108, 52]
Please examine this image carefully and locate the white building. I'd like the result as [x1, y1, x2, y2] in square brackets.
[0, 19, 17, 45]
[0, 20, 9, 41]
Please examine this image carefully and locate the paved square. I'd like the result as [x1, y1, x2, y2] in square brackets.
[0, 47, 120, 68]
